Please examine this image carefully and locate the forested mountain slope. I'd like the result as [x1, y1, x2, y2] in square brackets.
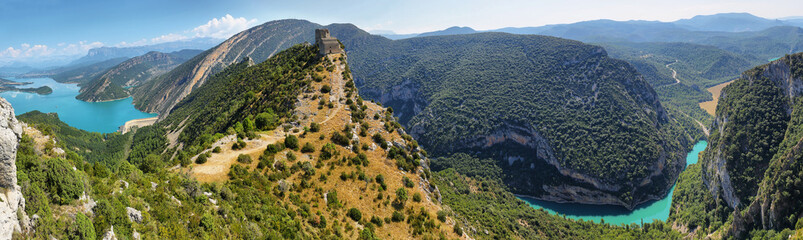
[129, 20, 692, 209]
[76, 49, 202, 102]
[599, 42, 759, 136]
[11, 44, 469, 239]
[669, 52, 803, 239]
[132, 19, 319, 115]
[327, 26, 690, 209]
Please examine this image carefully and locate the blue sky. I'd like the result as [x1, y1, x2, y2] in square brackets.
[1, 0, 802, 66]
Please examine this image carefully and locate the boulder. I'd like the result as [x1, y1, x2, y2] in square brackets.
[126, 207, 142, 223]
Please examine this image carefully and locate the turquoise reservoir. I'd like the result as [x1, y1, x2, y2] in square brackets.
[518, 141, 708, 225]
[0, 77, 156, 133]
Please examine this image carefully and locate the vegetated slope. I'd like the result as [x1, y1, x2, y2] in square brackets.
[17, 111, 133, 166]
[132, 19, 320, 115]
[76, 50, 202, 102]
[431, 153, 683, 239]
[669, 53, 803, 239]
[600, 42, 758, 135]
[329, 26, 688, 209]
[126, 20, 691, 208]
[601, 42, 757, 87]
[13, 45, 465, 239]
[20, 57, 129, 84]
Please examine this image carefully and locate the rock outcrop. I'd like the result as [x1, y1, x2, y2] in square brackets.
[0, 97, 25, 239]
[126, 207, 142, 223]
[76, 50, 202, 102]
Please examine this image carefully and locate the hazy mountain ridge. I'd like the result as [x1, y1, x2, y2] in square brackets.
[70, 38, 221, 66]
[75, 49, 203, 102]
[20, 57, 129, 84]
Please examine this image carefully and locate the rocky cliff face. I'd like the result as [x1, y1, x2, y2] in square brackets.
[76, 50, 202, 102]
[131, 20, 320, 116]
[704, 55, 802, 210]
[0, 97, 25, 239]
[702, 53, 803, 238]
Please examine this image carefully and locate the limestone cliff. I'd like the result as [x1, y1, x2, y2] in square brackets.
[0, 97, 25, 239]
[77, 50, 202, 102]
[701, 53, 803, 238]
[131, 19, 320, 116]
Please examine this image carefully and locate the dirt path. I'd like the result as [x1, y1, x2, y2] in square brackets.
[190, 54, 348, 183]
[190, 131, 284, 182]
[695, 119, 710, 136]
[665, 60, 680, 86]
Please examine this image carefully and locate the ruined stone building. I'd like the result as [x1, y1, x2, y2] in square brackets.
[315, 29, 344, 55]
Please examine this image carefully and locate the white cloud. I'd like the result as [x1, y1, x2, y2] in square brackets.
[112, 14, 254, 48]
[0, 41, 104, 63]
[151, 33, 189, 44]
[1, 14, 256, 64]
[191, 14, 258, 39]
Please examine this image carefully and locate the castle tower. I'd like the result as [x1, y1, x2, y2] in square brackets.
[315, 29, 344, 56]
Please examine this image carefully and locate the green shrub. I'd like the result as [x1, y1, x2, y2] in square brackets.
[285, 135, 299, 150]
[320, 143, 338, 160]
[413, 193, 422, 202]
[331, 132, 350, 146]
[301, 142, 315, 153]
[309, 122, 321, 132]
[212, 146, 222, 153]
[255, 110, 278, 130]
[196, 153, 208, 164]
[437, 210, 447, 222]
[370, 216, 383, 227]
[237, 154, 252, 164]
[321, 84, 331, 93]
[347, 208, 362, 221]
[264, 143, 284, 155]
[403, 176, 414, 188]
[391, 211, 404, 222]
[71, 212, 95, 240]
[393, 188, 408, 210]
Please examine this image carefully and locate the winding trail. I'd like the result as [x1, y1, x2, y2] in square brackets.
[665, 60, 680, 86]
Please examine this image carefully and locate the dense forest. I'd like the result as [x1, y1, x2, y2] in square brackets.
[668, 53, 803, 238]
[326, 25, 691, 208]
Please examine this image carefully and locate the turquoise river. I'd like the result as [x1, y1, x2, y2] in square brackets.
[1, 77, 156, 133]
[519, 141, 708, 225]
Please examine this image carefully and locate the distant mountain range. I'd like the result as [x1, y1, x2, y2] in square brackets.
[377, 13, 803, 39]
[70, 37, 221, 66]
[76, 49, 203, 102]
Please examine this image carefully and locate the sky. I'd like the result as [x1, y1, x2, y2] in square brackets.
[1, 0, 802, 66]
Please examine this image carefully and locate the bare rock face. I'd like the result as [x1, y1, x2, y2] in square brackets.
[0, 97, 25, 239]
[101, 225, 117, 240]
[126, 207, 142, 223]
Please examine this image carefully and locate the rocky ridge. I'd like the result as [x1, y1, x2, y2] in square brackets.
[0, 97, 26, 239]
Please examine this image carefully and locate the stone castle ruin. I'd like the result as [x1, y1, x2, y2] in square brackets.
[315, 29, 344, 56]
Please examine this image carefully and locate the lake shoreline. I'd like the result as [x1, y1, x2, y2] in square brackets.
[1, 77, 157, 133]
[120, 116, 159, 133]
[518, 141, 708, 225]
